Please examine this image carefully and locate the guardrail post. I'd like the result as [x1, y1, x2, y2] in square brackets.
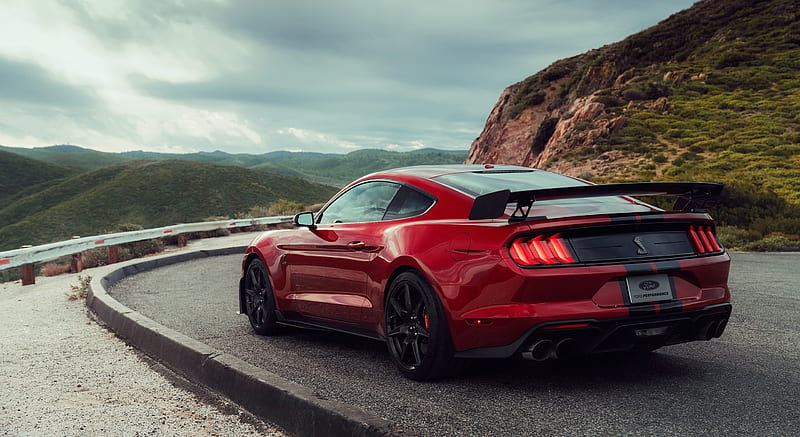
[71, 253, 83, 273]
[70, 236, 83, 273]
[18, 245, 35, 286]
[21, 263, 35, 286]
[108, 245, 119, 264]
[177, 234, 186, 248]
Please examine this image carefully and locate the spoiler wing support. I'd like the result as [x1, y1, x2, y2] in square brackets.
[468, 182, 724, 222]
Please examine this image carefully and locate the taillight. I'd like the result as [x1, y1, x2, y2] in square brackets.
[688, 225, 722, 254]
[509, 233, 577, 266]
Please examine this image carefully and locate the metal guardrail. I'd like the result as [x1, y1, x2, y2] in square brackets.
[0, 215, 292, 272]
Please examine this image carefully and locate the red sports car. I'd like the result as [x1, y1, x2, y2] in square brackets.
[240, 165, 731, 380]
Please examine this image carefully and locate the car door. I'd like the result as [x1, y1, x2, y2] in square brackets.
[281, 181, 401, 323]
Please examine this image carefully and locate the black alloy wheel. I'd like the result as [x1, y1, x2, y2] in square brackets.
[243, 258, 278, 335]
[385, 271, 455, 380]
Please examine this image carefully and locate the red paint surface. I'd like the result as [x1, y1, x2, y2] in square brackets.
[243, 166, 731, 353]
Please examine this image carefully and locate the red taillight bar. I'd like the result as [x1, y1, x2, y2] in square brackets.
[549, 233, 576, 263]
[510, 233, 578, 266]
[530, 236, 558, 265]
[705, 227, 722, 252]
[689, 225, 722, 254]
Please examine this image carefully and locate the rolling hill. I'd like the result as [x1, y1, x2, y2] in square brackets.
[0, 160, 339, 251]
[0, 144, 130, 171]
[0, 145, 467, 252]
[0, 144, 467, 186]
[0, 149, 78, 210]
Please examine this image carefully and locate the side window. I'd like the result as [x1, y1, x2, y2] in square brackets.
[318, 181, 401, 224]
[384, 186, 435, 220]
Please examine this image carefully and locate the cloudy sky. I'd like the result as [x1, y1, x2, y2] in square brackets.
[0, 0, 696, 155]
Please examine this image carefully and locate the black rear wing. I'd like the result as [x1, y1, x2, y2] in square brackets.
[468, 182, 724, 222]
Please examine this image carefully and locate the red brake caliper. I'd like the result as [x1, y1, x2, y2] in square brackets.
[423, 309, 430, 330]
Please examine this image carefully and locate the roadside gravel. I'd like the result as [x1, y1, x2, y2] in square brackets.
[0, 233, 283, 437]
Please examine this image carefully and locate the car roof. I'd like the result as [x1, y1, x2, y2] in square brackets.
[374, 164, 535, 180]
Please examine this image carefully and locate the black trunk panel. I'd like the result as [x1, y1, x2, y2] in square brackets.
[570, 231, 695, 262]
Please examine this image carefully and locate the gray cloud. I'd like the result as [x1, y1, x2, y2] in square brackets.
[1, 0, 696, 154]
[0, 57, 95, 106]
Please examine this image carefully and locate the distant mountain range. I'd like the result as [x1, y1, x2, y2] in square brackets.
[0, 146, 466, 251]
[0, 144, 467, 187]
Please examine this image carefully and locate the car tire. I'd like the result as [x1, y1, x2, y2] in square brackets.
[242, 258, 279, 335]
[384, 271, 456, 381]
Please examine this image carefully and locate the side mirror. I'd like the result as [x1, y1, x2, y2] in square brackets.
[294, 211, 316, 229]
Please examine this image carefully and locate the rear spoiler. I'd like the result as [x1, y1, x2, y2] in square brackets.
[468, 182, 724, 222]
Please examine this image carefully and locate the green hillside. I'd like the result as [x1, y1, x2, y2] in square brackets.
[0, 160, 338, 251]
[588, 0, 800, 199]
[0, 145, 130, 171]
[0, 149, 78, 209]
[500, 0, 800, 239]
[1, 145, 467, 187]
[125, 148, 467, 186]
[120, 149, 338, 169]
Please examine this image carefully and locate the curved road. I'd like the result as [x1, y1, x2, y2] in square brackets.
[110, 252, 800, 436]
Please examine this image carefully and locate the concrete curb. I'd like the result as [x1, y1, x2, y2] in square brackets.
[87, 247, 400, 437]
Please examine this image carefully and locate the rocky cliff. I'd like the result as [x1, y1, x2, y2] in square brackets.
[466, 0, 800, 186]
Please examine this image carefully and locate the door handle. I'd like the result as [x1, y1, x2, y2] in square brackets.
[347, 241, 367, 250]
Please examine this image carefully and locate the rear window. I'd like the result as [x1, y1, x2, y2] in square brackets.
[433, 170, 654, 218]
[433, 170, 586, 196]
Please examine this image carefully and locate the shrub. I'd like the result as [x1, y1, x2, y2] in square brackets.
[238, 206, 271, 219]
[82, 247, 109, 269]
[716, 51, 757, 69]
[622, 88, 646, 101]
[729, 144, 759, 153]
[267, 199, 306, 216]
[543, 65, 571, 82]
[186, 216, 231, 239]
[641, 82, 672, 99]
[41, 263, 71, 277]
[665, 128, 684, 138]
[739, 234, 800, 252]
[67, 275, 92, 301]
[115, 224, 165, 258]
[678, 151, 702, 161]
[594, 95, 623, 107]
[685, 83, 709, 94]
[716, 226, 761, 249]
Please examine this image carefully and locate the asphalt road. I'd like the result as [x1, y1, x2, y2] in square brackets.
[109, 252, 800, 436]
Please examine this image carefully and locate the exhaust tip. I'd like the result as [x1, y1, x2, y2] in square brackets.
[522, 339, 555, 361]
[697, 320, 719, 341]
[555, 338, 577, 359]
[713, 319, 728, 338]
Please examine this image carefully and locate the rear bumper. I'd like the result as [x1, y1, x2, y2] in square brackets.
[454, 302, 732, 359]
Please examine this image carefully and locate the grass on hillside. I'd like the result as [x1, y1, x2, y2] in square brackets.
[0, 150, 78, 209]
[512, 0, 800, 244]
[1, 145, 467, 188]
[0, 160, 338, 251]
